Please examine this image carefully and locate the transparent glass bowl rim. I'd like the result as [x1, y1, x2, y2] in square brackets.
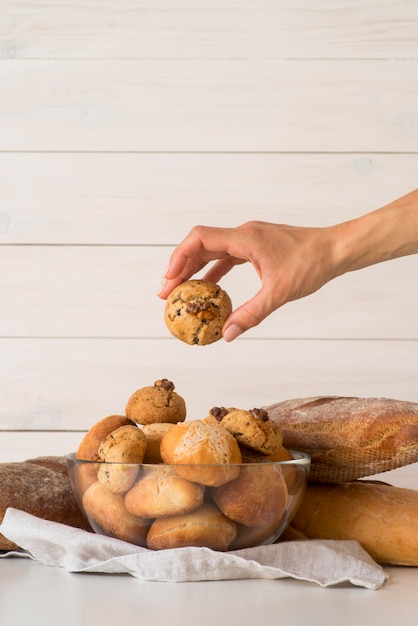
[67, 450, 311, 468]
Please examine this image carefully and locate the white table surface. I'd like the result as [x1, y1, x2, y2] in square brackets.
[0, 556, 417, 626]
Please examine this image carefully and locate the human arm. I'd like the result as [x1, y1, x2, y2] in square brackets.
[158, 189, 418, 341]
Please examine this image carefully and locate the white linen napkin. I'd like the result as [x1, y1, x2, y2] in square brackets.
[0, 508, 388, 589]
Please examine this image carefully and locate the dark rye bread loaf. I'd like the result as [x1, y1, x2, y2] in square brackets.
[0, 455, 91, 551]
[264, 396, 418, 484]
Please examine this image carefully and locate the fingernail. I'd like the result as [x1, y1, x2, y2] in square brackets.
[223, 324, 243, 342]
[157, 278, 167, 297]
[163, 264, 171, 278]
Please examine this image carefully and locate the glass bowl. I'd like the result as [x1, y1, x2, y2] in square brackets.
[67, 451, 310, 551]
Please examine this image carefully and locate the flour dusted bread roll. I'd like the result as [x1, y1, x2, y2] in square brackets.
[160, 419, 242, 486]
[0, 456, 91, 551]
[265, 396, 418, 483]
[283, 480, 418, 566]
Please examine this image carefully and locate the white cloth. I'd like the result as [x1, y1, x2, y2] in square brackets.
[0, 508, 388, 589]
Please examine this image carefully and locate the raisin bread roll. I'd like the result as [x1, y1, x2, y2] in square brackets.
[265, 396, 418, 483]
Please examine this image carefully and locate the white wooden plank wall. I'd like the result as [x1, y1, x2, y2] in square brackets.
[1, 2, 418, 478]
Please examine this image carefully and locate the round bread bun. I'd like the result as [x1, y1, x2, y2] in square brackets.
[96, 424, 146, 493]
[211, 462, 288, 528]
[164, 279, 232, 345]
[125, 379, 186, 425]
[160, 419, 242, 486]
[125, 465, 204, 518]
[141, 422, 175, 463]
[146, 503, 237, 551]
[82, 481, 150, 546]
[220, 407, 283, 455]
[239, 445, 297, 489]
[76, 414, 135, 460]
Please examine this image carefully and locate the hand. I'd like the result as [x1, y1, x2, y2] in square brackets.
[158, 221, 339, 341]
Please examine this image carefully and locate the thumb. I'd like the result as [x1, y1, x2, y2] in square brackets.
[222, 288, 278, 342]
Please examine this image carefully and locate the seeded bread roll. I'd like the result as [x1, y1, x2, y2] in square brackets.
[265, 396, 418, 483]
[96, 424, 146, 493]
[0, 456, 92, 551]
[219, 407, 283, 456]
[164, 279, 232, 345]
[283, 480, 418, 566]
[126, 379, 186, 425]
[76, 414, 135, 461]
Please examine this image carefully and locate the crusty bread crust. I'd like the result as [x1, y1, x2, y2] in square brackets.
[265, 396, 418, 483]
[283, 480, 418, 566]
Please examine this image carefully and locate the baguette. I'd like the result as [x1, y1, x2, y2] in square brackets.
[0, 455, 92, 551]
[265, 396, 418, 483]
[282, 480, 418, 566]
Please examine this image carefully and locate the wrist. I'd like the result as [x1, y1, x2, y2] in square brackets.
[330, 189, 418, 278]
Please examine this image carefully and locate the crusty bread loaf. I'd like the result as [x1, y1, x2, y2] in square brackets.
[282, 480, 418, 566]
[0, 455, 92, 551]
[265, 396, 418, 483]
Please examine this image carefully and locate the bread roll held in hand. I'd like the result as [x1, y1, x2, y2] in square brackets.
[164, 279, 232, 345]
[265, 396, 418, 483]
[283, 480, 418, 566]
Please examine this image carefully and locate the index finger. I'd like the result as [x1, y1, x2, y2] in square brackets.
[165, 225, 235, 279]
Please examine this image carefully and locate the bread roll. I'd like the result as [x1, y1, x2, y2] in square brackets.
[125, 466, 204, 518]
[0, 456, 92, 551]
[220, 407, 282, 455]
[160, 419, 242, 486]
[284, 480, 418, 566]
[76, 414, 135, 460]
[164, 279, 232, 345]
[141, 422, 175, 463]
[125, 379, 186, 425]
[265, 396, 418, 483]
[82, 481, 150, 546]
[212, 463, 288, 528]
[147, 503, 237, 551]
[96, 424, 146, 493]
[239, 445, 297, 489]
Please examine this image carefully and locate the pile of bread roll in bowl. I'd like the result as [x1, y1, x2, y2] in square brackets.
[69, 378, 310, 551]
[69, 280, 418, 563]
